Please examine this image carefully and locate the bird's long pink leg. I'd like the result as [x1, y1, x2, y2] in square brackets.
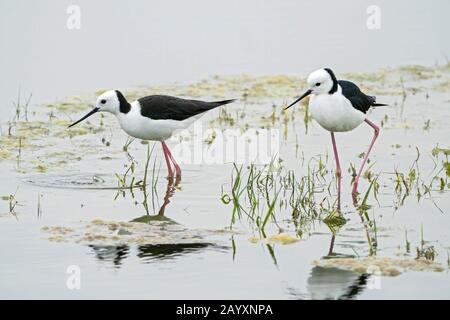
[161, 141, 174, 177]
[352, 119, 380, 202]
[161, 141, 181, 177]
[330, 132, 342, 210]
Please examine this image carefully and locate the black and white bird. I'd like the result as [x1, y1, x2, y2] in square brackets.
[285, 68, 386, 205]
[68, 90, 235, 177]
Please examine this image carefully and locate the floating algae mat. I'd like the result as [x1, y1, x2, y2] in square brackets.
[248, 233, 300, 245]
[41, 219, 215, 246]
[312, 257, 445, 276]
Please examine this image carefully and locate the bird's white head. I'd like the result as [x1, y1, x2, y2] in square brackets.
[95, 90, 121, 114]
[68, 90, 131, 128]
[285, 68, 338, 110]
[307, 68, 338, 95]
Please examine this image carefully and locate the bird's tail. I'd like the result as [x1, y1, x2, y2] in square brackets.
[214, 99, 236, 106]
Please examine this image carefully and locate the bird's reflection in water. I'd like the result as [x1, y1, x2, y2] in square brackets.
[132, 176, 181, 224]
[307, 266, 368, 300]
[304, 232, 369, 300]
[137, 243, 211, 263]
[305, 204, 377, 300]
[88, 244, 130, 268]
[88, 176, 213, 267]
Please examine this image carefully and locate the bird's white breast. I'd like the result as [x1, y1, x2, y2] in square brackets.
[309, 91, 365, 132]
[116, 101, 196, 141]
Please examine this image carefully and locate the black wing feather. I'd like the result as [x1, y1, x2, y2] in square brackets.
[138, 95, 235, 121]
[338, 80, 379, 114]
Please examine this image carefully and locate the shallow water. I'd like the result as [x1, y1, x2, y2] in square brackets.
[1, 64, 449, 299]
[1, 1, 450, 300]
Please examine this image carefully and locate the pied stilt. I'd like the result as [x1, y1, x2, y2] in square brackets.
[68, 90, 235, 177]
[285, 68, 386, 206]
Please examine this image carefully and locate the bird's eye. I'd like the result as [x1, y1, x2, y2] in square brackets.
[100, 99, 106, 104]
[315, 82, 321, 86]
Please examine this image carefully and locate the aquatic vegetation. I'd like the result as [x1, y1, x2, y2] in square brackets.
[432, 146, 450, 157]
[384, 146, 449, 211]
[37, 193, 42, 219]
[34, 164, 47, 173]
[1, 62, 449, 299]
[0, 63, 447, 177]
[41, 219, 213, 246]
[0, 118, 105, 170]
[15, 121, 49, 136]
[433, 79, 450, 92]
[113, 143, 163, 215]
[248, 233, 300, 245]
[1, 187, 20, 218]
[11, 87, 32, 122]
[415, 225, 438, 261]
[0, 135, 29, 150]
[397, 65, 440, 80]
[323, 209, 347, 235]
[222, 156, 337, 238]
[312, 256, 445, 277]
[222, 139, 448, 265]
[48, 95, 92, 113]
[9, 190, 18, 215]
[0, 148, 11, 160]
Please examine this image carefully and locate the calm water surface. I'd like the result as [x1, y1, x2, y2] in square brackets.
[0, 0, 449, 299]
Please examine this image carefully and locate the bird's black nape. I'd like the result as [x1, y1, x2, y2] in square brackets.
[115, 90, 131, 114]
[324, 68, 338, 94]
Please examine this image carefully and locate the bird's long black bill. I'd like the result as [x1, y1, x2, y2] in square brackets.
[284, 89, 312, 110]
[68, 107, 99, 128]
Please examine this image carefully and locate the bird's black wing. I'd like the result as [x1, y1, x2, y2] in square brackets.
[338, 80, 377, 114]
[138, 95, 235, 121]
